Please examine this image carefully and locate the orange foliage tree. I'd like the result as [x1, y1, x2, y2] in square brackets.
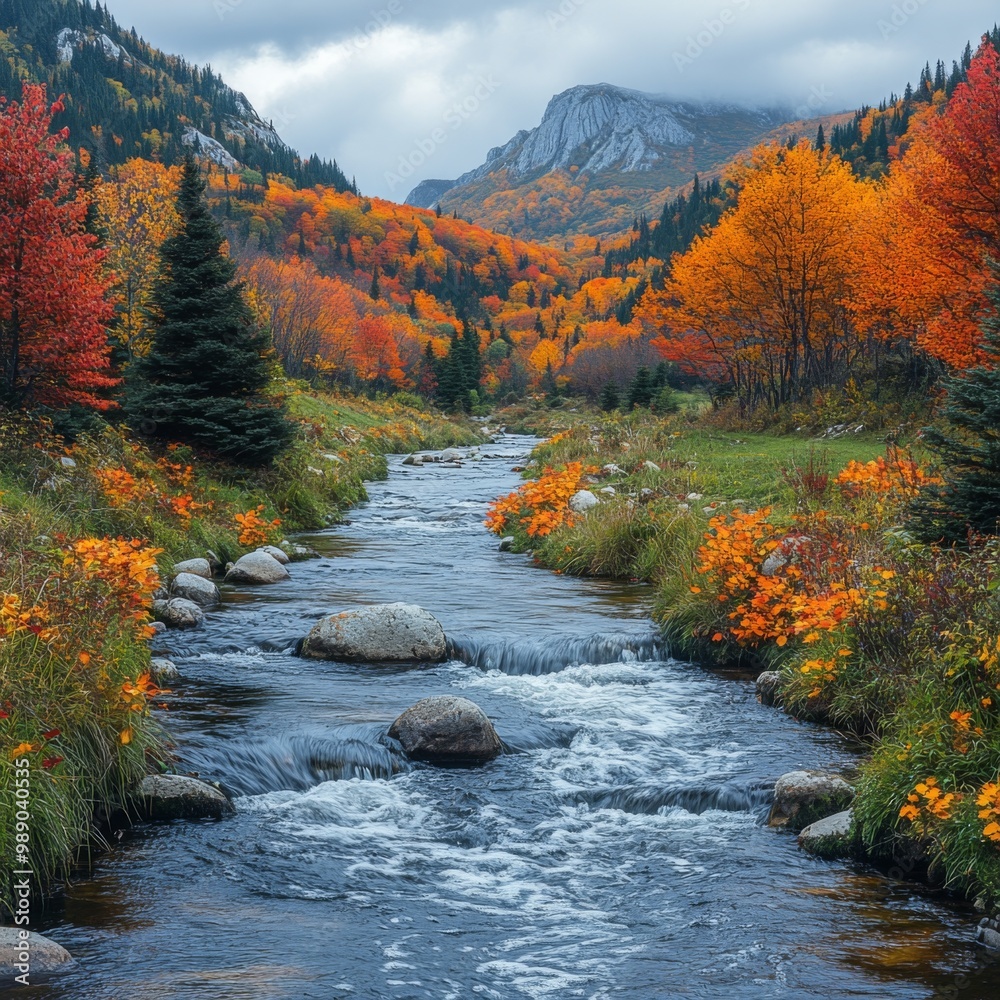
[640, 142, 869, 408]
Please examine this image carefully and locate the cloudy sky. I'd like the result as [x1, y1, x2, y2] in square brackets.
[103, 0, 996, 199]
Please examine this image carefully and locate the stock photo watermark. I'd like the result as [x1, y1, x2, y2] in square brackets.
[674, 0, 751, 73]
[878, 0, 934, 40]
[9, 757, 33, 987]
[795, 84, 834, 120]
[384, 76, 501, 192]
[546, 0, 589, 30]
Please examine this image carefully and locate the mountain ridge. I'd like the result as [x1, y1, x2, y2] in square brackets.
[405, 82, 793, 237]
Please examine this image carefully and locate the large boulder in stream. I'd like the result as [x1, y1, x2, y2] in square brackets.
[151, 598, 204, 630]
[170, 572, 221, 608]
[0, 928, 74, 978]
[225, 550, 290, 585]
[135, 774, 235, 821]
[301, 603, 447, 664]
[389, 696, 502, 765]
[769, 770, 855, 831]
[172, 558, 213, 580]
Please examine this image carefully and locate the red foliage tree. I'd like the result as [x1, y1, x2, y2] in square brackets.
[0, 84, 115, 410]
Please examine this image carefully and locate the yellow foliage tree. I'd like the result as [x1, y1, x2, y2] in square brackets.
[96, 160, 181, 361]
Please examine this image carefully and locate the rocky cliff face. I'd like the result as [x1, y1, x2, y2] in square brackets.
[407, 83, 789, 212]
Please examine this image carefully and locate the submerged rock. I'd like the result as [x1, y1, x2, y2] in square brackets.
[769, 770, 855, 831]
[977, 917, 1000, 951]
[151, 598, 204, 630]
[172, 558, 213, 580]
[798, 810, 855, 859]
[568, 490, 599, 514]
[170, 572, 221, 608]
[136, 774, 235, 821]
[389, 696, 502, 765]
[302, 603, 447, 663]
[281, 541, 320, 561]
[0, 928, 73, 978]
[225, 550, 290, 585]
[756, 671, 782, 706]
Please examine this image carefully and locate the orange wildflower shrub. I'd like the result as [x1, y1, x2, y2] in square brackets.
[898, 777, 959, 828]
[486, 462, 589, 539]
[977, 782, 1000, 844]
[234, 505, 283, 547]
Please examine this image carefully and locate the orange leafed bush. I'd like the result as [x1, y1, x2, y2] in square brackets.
[695, 508, 865, 648]
[234, 505, 282, 547]
[94, 465, 153, 507]
[63, 537, 162, 619]
[835, 452, 942, 501]
[486, 463, 588, 538]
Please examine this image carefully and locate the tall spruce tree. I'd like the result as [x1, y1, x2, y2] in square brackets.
[626, 367, 654, 410]
[599, 382, 621, 412]
[127, 156, 293, 466]
[910, 260, 1000, 541]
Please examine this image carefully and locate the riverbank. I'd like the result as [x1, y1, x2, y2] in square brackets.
[485, 409, 1000, 917]
[0, 390, 481, 919]
[19, 435, 996, 999]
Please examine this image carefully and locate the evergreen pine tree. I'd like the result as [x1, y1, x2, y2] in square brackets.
[369, 266, 381, 300]
[626, 367, 654, 410]
[127, 156, 293, 466]
[910, 260, 1000, 541]
[815, 124, 826, 152]
[599, 382, 621, 412]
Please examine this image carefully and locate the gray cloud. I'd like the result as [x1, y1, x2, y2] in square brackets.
[103, 0, 998, 198]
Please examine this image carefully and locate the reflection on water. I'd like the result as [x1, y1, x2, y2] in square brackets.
[29, 437, 993, 999]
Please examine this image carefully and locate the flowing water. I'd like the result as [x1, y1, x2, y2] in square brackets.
[30, 437, 996, 999]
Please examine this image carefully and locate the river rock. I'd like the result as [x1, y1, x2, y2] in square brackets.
[499, 536, 516, 553]
[388, 696, 503, 765]
[59, 456, 77, 470]
[798, 810, 855, 859]
[151, 658, 179, 681]
[977, 917, 1000, 951]
[569, 490, 599, 514]
[769, 770, 855, 830]
[172, 558, 213, 580]
[402, 454, 424, 467]
[0, 928, 74, 978]
[301, 603, 447, 663]
[756, 671, 782, 706]
[602, 464, 624, 476]
[257, 545, 290, 565]
[440, 448, 463, 463]
[225, 550, 290, 585]
[170, 572, 221, 608]
[151, 598, 204, 630]
[136, 774, 235, 821]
